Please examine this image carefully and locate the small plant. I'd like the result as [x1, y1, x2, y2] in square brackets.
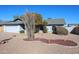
[43, 26, 48, 33]
[20, 30, 25, 33]
[34, 27, 39, 33]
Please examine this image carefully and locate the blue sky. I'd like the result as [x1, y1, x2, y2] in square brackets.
[0, 5, 79, 24]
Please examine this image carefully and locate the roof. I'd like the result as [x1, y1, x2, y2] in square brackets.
[46, 18, 65, 25]
[0, 21, 23, 25]
[0, 18, 65, 25]
[68, 24, 79, 25]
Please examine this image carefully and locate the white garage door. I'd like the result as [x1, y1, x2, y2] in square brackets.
[4, 25, 20, 33]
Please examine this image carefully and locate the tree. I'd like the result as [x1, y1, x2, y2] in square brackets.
[34, 13, 43, 25]
[43, 20, 48, 26]
[31, 13, 48, 33]
[31, 13, 43, 33]
[21, 12, 35, 40]
[13, 13, 48, 39]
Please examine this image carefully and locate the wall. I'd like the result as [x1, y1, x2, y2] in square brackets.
[46, 26, 52, 33]
[0, 26, 3, 32]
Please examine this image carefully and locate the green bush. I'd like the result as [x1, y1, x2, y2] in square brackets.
[53, 26, 68, 35]
[34, 27, 39, 33]
[71, 26, 79, 35]
[43, 26, 48, 33]
[20, 30, 25, 33]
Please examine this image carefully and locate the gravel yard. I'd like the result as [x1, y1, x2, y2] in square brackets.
[0, 32, 79, 54]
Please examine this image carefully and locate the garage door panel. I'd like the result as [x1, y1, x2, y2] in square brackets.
[4, 25, 20, 33]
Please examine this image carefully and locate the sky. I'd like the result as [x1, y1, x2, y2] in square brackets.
[0, 5, 79, 24]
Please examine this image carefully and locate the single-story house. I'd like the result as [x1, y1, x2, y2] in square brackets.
[0, 18, 65, 33]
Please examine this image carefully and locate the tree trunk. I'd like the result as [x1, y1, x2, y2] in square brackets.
[21, 13, 35, 40]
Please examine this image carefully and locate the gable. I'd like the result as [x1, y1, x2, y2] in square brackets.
[13, 18, 22, 22]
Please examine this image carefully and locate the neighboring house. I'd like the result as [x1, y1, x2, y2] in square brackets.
[46, 18, 65, 33]
[0, 18, 66, 33]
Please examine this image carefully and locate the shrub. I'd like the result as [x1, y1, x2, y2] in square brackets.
[71, 26, 79, 35]
[53, 26, 68, 35]
[52, 26, 57, 34]
[34, 27, 39, 33]
[20, 30, 25, 33]
[43, 26, 48, 33]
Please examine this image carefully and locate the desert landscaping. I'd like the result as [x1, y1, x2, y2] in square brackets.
[0, 32, 79, 54]
[0, 12, 79, 54]
[0, 5, 79, 54]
